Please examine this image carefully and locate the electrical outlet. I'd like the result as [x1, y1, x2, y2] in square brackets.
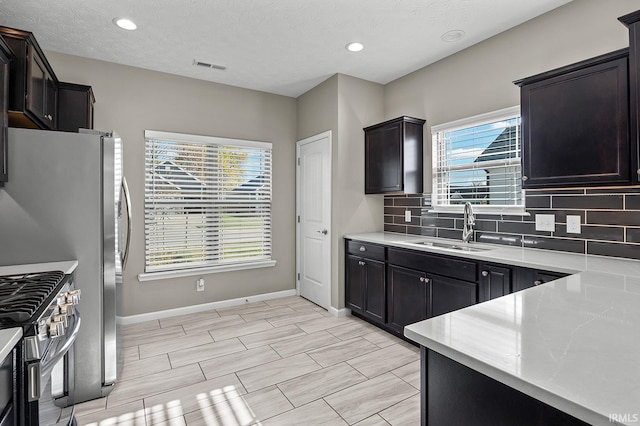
[196, 278, 205, 292]
[535, 214, 555, 232]
[405, 210, 412, 222]
[566, 215, 581, 234]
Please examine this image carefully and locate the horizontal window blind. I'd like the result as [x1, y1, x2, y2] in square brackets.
[432, 107, 523, 210]
[144, 130, 272, 273]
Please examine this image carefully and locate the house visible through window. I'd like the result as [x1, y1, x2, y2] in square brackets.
[431, 106, 523, 212]
[144, 130, 272, 274]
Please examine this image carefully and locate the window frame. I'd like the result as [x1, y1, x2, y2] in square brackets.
[138, 130, 276, 282]
[430, 106, 526, 215]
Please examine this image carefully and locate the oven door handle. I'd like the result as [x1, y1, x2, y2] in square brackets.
[40, 310, 81, 379]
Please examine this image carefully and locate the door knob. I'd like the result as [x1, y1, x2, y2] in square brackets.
[317, 229, 328, 235]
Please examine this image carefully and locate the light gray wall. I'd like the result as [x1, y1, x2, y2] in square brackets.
[297, 74, 384, 309]
[47, 52, 297, 316]
[384, 0, 638, 191]
[335, 75, 384, 308]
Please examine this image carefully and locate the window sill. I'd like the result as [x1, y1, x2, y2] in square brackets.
[138, 260, 277, 282]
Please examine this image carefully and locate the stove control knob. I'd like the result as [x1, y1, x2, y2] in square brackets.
[66, 289, 81, 305]
[59, 303, 74, 316]
[57, 293, 69, 305]
[49, 321, 66, 338]
[53, 314, 69, 328]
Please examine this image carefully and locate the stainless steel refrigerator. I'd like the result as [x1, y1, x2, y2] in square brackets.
[0, 127, 131, 404]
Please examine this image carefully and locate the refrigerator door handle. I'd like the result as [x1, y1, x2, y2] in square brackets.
[122, 176, 132, 269]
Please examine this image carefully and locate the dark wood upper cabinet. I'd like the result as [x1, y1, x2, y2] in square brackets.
[0, 36, 13, 186]
[620, 10, 640, 184]
[364, 116, 425, 194]
[57, 82, 95, 132]
[515, 49, 630, 188]
[0, 26, 58, 130]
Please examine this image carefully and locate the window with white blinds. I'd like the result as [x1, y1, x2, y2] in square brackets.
[144, 130, 272, 273]
[431, 106, 524, 212]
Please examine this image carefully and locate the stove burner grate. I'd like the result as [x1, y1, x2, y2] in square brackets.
[0, 271, 65, 323]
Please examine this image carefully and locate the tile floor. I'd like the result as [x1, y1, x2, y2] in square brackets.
[72, 296, 421, 426]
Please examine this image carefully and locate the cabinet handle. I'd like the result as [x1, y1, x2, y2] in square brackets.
[481, 270, 489, 277]
[534, 280, 543, 286]
[358, 261, 366, 266]
[359, 246, 366, 252]
[522, 175, 528, 181]
[419, 277, 426, 283]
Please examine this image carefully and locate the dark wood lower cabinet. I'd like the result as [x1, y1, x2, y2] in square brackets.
[387, 265, 427, 334]
[478, 263, 512, 302]
[346, 255, 365, 313]
[346, 254, 386, 325]
[429, 275, 477, 317]
[514, 268, 566, 292]
[422, 348, 590, 426]
[345, 239, 569, 342]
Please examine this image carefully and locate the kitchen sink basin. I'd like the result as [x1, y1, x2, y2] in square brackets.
[413, 241, 493, 252]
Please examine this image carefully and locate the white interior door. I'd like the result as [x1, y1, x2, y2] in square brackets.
[296, 131, 332, 309]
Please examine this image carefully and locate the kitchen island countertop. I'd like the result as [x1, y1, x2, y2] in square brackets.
[0, 328, 22, 362]
[345, 232, 640, 425]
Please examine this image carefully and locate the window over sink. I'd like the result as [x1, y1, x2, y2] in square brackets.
[431, 106, 524, 213]
[142, 130, 274, 278]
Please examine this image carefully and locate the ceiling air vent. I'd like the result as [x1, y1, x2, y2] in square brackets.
[193, 59, 227, 71]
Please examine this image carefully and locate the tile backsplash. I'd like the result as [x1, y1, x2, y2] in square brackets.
[383, 187, 640, 261]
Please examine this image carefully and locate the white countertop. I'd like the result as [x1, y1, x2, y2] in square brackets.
[345, 232, 640, 277]
[346, 232, 640, 426]
[0, 260, 78, 276]
[0, 328, 22, 362]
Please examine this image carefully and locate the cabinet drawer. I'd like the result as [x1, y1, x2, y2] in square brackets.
[346, 241, 385, 261]
[388, 247, 477, 282]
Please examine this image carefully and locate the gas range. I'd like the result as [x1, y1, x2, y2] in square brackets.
[0, 269, 81, 426]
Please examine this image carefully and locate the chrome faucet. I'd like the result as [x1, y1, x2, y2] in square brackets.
[462, 202, 475, 243]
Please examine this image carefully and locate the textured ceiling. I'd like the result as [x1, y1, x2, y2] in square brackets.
[0, 0, 571, 97]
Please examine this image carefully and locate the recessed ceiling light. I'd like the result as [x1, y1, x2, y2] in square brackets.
[113, 18, 137, 31]
[441, 30, 465, 42]
[346, 42, 364, 52]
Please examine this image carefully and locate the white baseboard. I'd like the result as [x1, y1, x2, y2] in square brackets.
[328, 306, 351, 317]
[117, 289, 297, 325]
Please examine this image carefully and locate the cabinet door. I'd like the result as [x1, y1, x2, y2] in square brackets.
[365, 121, 402, 193]
[478, 263, 512, 302]
[387, 265, 427, 334]
[45, 72, 56, 127]
[520, 54, 629, 187]
[345, 255, 365, 314]
[26, 47, 55, 129]
[429, 274, 477, 318]
[514, 268, 565, 292]
[0, 41, 10, 185]
[363, 258, 385, 324]
[57, 82, 94, 132]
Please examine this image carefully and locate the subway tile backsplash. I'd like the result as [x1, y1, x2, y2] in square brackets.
[383, 188, 640, 261]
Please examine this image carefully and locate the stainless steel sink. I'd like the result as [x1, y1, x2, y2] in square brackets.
[413, 241, 492, 252]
